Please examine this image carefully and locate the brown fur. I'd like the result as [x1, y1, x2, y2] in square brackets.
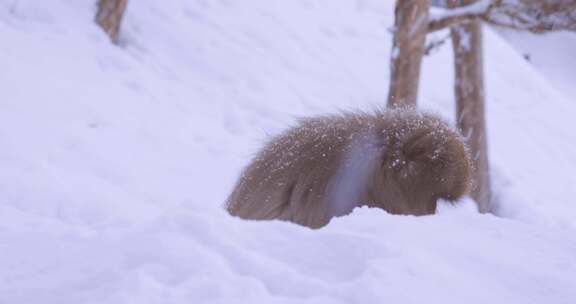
[225, 109, 472, 229]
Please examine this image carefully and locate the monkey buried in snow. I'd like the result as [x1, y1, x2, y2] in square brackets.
[226, 109, 472, 229]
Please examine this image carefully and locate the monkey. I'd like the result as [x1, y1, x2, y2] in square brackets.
[225, 108, 472, 229]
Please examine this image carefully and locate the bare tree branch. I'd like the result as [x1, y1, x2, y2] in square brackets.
[485, 0, 576, 32]
[429, 0, 492, 32]
[429, 0, 576, 33]
[429, 12, 481, 32]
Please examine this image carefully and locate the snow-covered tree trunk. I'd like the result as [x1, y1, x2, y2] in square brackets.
[448, 0, 491, 213]
[387, 0, 429, 108]
[95, 0, 128, 44]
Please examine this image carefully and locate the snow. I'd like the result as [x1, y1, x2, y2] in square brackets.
[429, 0, 491, 21]
[495, 28, 576, 101]
[3, 199, 576, 303]
[453, 26, 471, 51]
[1, 0, 576, 303]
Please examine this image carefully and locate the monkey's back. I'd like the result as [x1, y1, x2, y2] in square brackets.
[226, 112, 373, 228]
[225, 109, 471, 229]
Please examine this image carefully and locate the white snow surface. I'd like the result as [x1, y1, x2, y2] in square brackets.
[429, 0, 491, 22]
[495, 27, 576, 101]
[1, 0, 576, 303]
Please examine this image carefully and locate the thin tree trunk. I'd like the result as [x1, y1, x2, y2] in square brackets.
[387, 0, 429, 108]
[448, 0, 491, 213]
[96, 0, 128, 44]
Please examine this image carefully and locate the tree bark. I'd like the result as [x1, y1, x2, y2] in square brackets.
[387, 0, 429, 108]
[448, 0, 491, 213]
[96, 0, 128, 44]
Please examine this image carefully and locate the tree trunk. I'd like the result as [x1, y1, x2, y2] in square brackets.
[387, 0, 429, 108]
[448, 0, 492, 213]
[96, 0, 128, 44]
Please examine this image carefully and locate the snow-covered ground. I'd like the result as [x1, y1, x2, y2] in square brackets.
[1, 0, 575, 303]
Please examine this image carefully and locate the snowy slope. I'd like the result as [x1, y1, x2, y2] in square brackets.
[495, 28, 576, 101]
[1, 0, 576, 303]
